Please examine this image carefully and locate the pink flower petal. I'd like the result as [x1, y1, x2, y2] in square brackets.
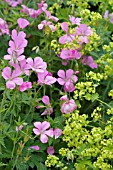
[45, 128, 54, 138]
[57, 78, 65, 85]
[59, 34, 68, 44]
[57, 70, 65, 79]
[34, 122, 42, 129]
[30, 145, 40, 151]
[6, 80, 16, 89]
[41, 121, 50, 131]
[45, 76, 56, 85]
[40, 134, 48, 143]
[17, 18, 30, 29]
[13, 77, 23, 85]
[66, 69, 74, 79]
[4, 55, 11, 60]
[26, 58, 33, 67]
[60, 95, 68, 101]
[38, 23, 44, 30]
[61, 22, 68, 32]
[47, 146, 54, 155]
[33, 128, 40, 135]
[42, 96, 50, 105]
[54, 128, 62, 139]
[2, 67, 11, 79]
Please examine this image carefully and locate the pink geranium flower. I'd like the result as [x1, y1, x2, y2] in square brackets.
[26, 57, 47, 73]
[30, 145, 40, 151]
[59, 22, 75, 44]
[45, 11, 59, 22]
[21, 5, 39, 18]
[19, 81, 32, 92]
[54, 128, 62, 139]
[104, 10, 109, 19]
[4, 0, 23, 7]
[76, 24, 92, 44]
[15, 59, 30, 76]
[0, 18, 10, 36]
[37, 0, 48, 15]
[109, 13, 113, 23]
[38, 20, 56, 32]
[57, 69, 78, 92]
[82, 56, 98, 69]
[20, 5, 30, 15]
[60, 95, 77, 114]
[40, 95, 53, 116]
[103, 10, 113, 23]
[4, 29, 27, 65]
[38, 70, 56, 86]
[60, 49, 81, 64]
[17, 18, 30, 29]
[47, 146, 54, 155]
[33, 121, 53, 143]
[69, 15, 81, 25]
[2, 67, 23, 89]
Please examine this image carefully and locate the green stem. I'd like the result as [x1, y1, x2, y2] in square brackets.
[3, 90, 17, 120]
[96, 99, 112, 109]
[0, 89, 6, 121]
[43, 85, 46, 96]
[102, 81, 110, 100]
[11, 141, 16, 160]
[3, 96, 14, 120]
[0, 89, 6, 161]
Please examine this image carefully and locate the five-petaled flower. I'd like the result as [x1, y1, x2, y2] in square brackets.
[4, 29, 28, 66]
[38, 70, 56, 86]
[57, 69, 78, 92]
[76, 24, 92, 44]
[26, 57, 47, 73]
[38, 20, 56, 32]
[82, 56, 98, 69]
[2, 67, 23, 89]
[33, 121, 53, 143]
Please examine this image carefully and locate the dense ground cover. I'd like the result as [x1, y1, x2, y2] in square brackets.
[0, 0, 113, 169]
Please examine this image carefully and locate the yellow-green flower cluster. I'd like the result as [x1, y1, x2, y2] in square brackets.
[86, 71, 104, 81]
[49, 3, 60, 14]
[108, 0, 113, 7]
[103, 63, 113, 78]
[96, 53, 113, 79]
[45, 155, 59, 167]
[93, 157, 112, 170]
[89, 12, 102, 25]
[103, 42, 113, 52]
[67, 0, 89, 10]
[45, 154, 69, 169]
[59, 148, 70, 157]
[56, 110, 113, 169]
[79, 9, 102, 26]
[108, 90, 113, 99]
[51, 39, 61, 54]
[79, 9, 90, 21]
[91, 106, 102, 121]
[97, 45, 113, 78]
[107, 108, 113, 115]
[74, 81, 98, 101]
[63, 112, 89, 148]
